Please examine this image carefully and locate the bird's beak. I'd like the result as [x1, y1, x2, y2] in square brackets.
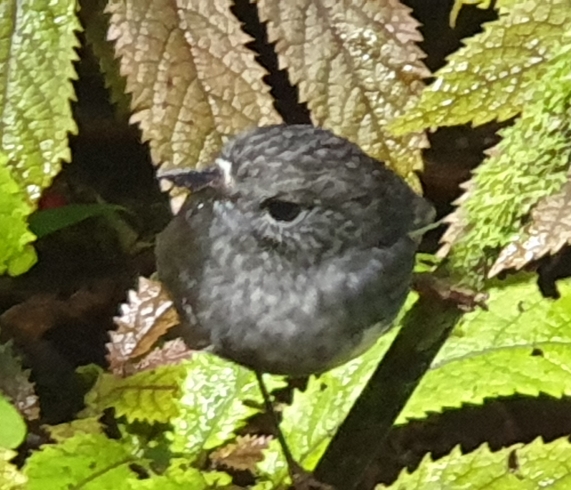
[158, 166, 222, 192]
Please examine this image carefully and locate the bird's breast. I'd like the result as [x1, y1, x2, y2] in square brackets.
[196, 240, 413, 375]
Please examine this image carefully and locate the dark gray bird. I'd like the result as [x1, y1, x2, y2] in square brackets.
[156, 124, 433, 376]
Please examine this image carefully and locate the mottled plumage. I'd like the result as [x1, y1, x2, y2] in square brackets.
[156, 125, 433, 376]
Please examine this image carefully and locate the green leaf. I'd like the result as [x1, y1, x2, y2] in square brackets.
[258, 316, 404, 485]
[170, 352, 285, 458]
[0, 0, 80, 202]
[0, 449, 26, 489]
[397, 274, 571, 423]
[386, 437, 571, 489]
[84, 364, 187, 423]
[44, 417, 103, 443]
[0, 394, 26, 449]
[28, 203, 126, 238]
[126, 459, 231, 490]
[23, 434, 139, 490]
[390, 0, 571, 134]
[0, 152, 36, 275]
[440, 45, 571, 281]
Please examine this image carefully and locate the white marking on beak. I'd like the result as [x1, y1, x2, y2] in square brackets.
[215, 157, 234, 187]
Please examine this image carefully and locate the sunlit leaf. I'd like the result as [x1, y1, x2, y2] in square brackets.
[438, 46, 571, 281]
[23, 434, 138, 490]
[0, 449, 26, 490]
[397, 274, 571, 422]
[107, 277, 180, 375]
[170, 352, 284, 458]
[106, 0, 281, 177]
[0, 152, 36, 275]
[391, 0, 571, 134]
[491, 180, 571, 276]
[84, 364, 186, 423]
[386, 437, 571, 489]
[210, 435, 270, 473]
[0, 394, 26, 449]
[257, 0, 429, 184]
[0, 0, 79, 202]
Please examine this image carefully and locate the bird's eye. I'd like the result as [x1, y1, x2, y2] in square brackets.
[261, 199, 302, 222]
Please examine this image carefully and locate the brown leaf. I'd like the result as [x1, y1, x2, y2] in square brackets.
[131, 338, 192, 374]
[106, 0, 281, 177]
[0, 342, 39, 420]
[436, 179, 475, 258]
[0, 294, 64, 343]
[257, 0, 429, 183]
[0, 280, 125, 344]
[107, 277, 179, 374]
[490, 180, 571, 277]
[210, 434, 271, 472]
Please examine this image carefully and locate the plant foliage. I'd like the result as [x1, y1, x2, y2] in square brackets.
[3, 0, 571, 489]
[0, 0, 79, 275]
[392, 0, 571, 283]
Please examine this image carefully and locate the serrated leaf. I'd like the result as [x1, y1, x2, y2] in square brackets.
[0, 394, 26, 449]
[0, 153, 37, 276]
[170, 352, 284, 458]
[127, 459, 231, 490]
[0, 341, 39, 420]
[80, 0, 131, 118]
[449, 0, 521, 27]
[23, 434, 139, 490]
[132, 339, 192, 373]
[391, 0, 571, 133]
[397, 274, 571, 422]
[0, 0, 79, 202]
[0, 449, 26, 490]
[438, 47, 571, 281]
[257, 0, 429, 184]
[44, 417, 103, 443]
[211, 435, 270, 472]
[491, 179, 571, 276]
[84, 364, 186, 423]
[106, 0, 281, 176]
[258, 325, 401, 485]
[386, 437, 571, 489]
[107, 277, 180, 375]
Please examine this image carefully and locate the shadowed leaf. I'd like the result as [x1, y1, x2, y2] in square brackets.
[0, 341, 39, 421]
[80, 0, 131, 118]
